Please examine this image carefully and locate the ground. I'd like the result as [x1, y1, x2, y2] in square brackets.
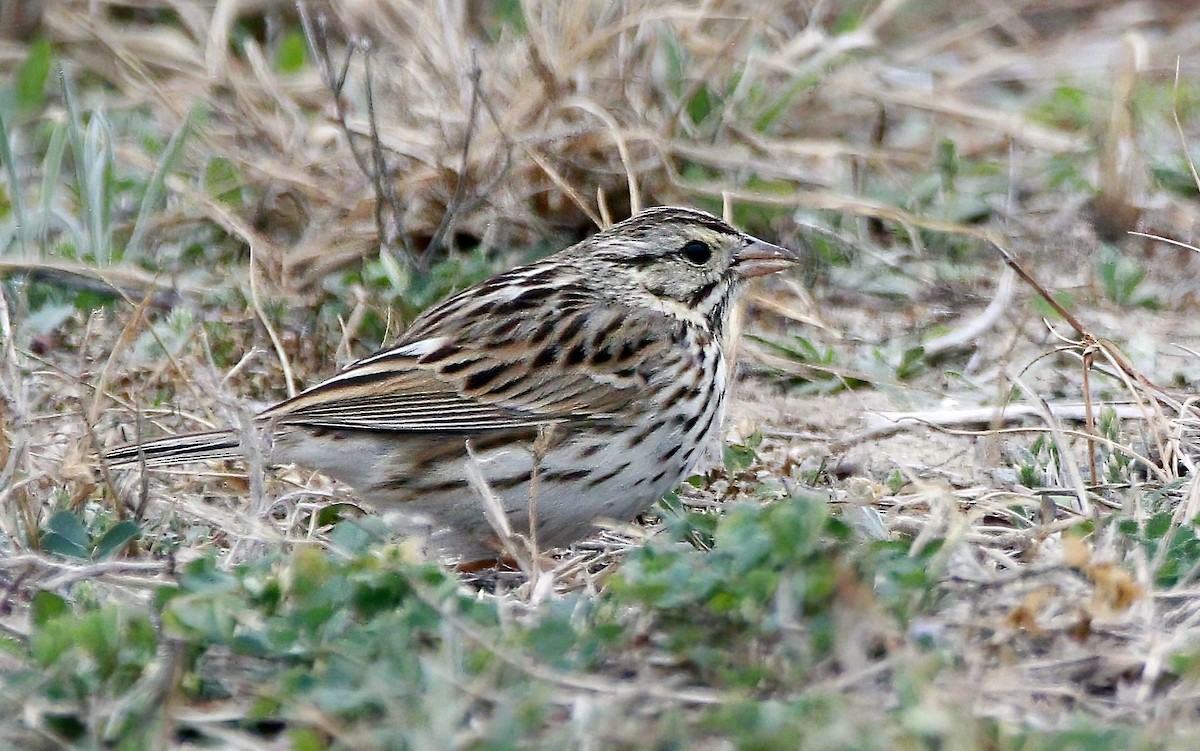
[3, 1, 1200, 749]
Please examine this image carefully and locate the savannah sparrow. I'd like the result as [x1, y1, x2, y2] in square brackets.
[107, 207, 800, 560]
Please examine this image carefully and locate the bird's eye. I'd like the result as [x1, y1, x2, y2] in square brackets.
[679, 240, 712, 266]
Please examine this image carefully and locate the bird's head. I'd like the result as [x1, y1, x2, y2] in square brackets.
[574, 206, 800, 328]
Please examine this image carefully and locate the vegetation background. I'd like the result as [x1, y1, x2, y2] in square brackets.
[3, 0, 1200, 748]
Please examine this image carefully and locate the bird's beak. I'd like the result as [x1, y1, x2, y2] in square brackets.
[732, 237, 800, 279]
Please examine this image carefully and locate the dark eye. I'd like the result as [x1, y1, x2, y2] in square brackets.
[679, 240, 712, 266]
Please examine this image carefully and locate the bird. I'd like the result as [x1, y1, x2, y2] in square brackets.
[106, 206, 800, 561]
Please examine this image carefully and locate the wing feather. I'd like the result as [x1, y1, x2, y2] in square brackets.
[256, 297, 679, 435]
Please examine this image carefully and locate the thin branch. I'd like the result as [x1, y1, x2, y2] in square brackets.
[424, 51, 484, 260]
[362, 43, 414, 263]
[297, 2, 414, 265]
[988, 239, 1086, 336]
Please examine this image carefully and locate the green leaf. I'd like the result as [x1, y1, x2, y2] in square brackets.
[897, 346, 926, 381]
[204, 156, 243, 206]
[753, 75, 815, 133]
[527, 616, 577, 666]
[659, 29, 686, 97]
[492, 0, 526, 33]
[723, 442, 757, 473]
[42, 532, 88, 559]
[0, 111, 24, 252]
[43, 511, 90, 558]
[30, 617, 76, 668]
[317, 502, 361, 529]
[178, 556, 238, 594]
[126, 110, 193, 258]
[687, 84, 714, 125]
[1145, 512, 1174, 540]
[16, 38, 52, 111]
[48, 510, 89, 545]
[723, 433, 762, 474]
[35, 120, 69, 244]
[1151, 162, 1200, 198]
[328, 518, 374, 554]
[288, 728, 326, 751]
[31, 590, 70, 626]
[936, 138, 958, 187]
[275, 31, 308, 73]
[164, 594, 238, 642]
[832, 8, 864, 33]
[92, 520, 141, 560]
[1031, 85, 1091, 130]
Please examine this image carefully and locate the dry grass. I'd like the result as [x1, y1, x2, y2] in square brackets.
[6, 0, 1200, 747]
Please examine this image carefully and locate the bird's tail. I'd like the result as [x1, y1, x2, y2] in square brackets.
[105, 430, 244, 468]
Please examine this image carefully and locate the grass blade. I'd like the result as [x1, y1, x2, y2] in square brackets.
[0, 111, 26, 254]
[36, 120, 68, 250]
[126, 109, 193, 259]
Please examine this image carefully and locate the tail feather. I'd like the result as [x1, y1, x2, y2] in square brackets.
[105, 430, 243, 468]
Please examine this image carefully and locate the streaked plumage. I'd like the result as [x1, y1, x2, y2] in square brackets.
[107, 207, 800, 559]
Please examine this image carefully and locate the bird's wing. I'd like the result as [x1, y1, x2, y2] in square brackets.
[258, 302, 679, 433]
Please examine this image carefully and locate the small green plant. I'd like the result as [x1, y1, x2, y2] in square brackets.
[40, 510, 141, 561]
[1151, 161, 1200, 198]
[936, 138, 959, 192]
[608, 497, 846, 688]
[203, 155, 244, 207]
[1012, 434, 1060, 489]
[751, 334, 858, 393]
[1045, 152, 1092, 191]
[723, 430, 763, 474]
[894, 345, 926, 381]
[1031, 85, 1092, 130]
[1097, 406, 1134, 484]
[607, 494, 936, 690]
[13, 38, 52, 113]
[1096, 243, 1155, 308]
[21, 592, 159, 745]
[273, 30, 309, 74]
[0, 39, 53, 252]
[1117, 510, 1200, 588]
